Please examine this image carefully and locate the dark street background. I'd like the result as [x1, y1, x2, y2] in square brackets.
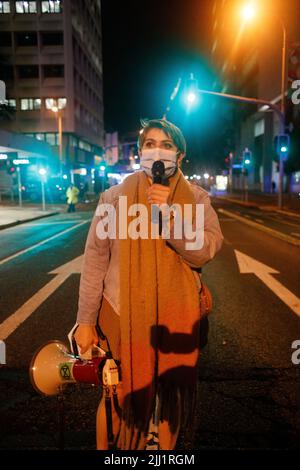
[0, 199, 299, 450]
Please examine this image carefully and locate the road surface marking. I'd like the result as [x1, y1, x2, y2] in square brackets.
[235, 250, 300, 317]
[218, 218, 237, 222]
[266, 216, 300, 228]
[255, 219, 264, 223]
[291, 232, 300, 238]
[23, 222, 78, 226]
[218, 208, 300, 246]
[0, 221, 89, 266]
[0, 256, 83, 340]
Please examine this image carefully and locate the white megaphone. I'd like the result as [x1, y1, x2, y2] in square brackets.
[29, 340, 109, 396]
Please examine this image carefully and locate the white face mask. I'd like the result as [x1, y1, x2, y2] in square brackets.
[140, 148, 178, 178]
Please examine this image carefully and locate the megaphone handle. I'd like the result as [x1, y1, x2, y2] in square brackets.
[95, 324, 113, 358]
[71, 325, 80, 357]
[96, 323, 106, 341]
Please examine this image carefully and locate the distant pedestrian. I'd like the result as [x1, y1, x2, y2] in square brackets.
[66, 184, 79, 212]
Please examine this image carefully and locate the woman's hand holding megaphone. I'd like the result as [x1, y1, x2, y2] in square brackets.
[74, 324, 99, 354]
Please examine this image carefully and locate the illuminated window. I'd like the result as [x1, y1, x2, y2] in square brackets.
[15, 1, 37, 13]
[45, 97, 67, 110]
[21, 98, 41, 110]
[45, 133, 58, 145]
[42, 0, 62, 13]
[7, 99, 16, 108]
[0, 2, 10, 13]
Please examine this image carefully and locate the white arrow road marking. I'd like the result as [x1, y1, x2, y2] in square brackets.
[0, 221, 89, 266]
[0, 255, 83, 340]
[235, 250, 300, 317]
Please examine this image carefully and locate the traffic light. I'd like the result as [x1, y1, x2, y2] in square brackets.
[243, 148, 252, 166]
[6, 160, 16, 175]
[184, 73, 199, 107]
[274, 134, 290, 160]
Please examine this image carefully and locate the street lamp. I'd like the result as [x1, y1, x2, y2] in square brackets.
[51, 104, 64, 180]
[241, 3, 256, 22]
[38, 168, 47, 211]
[241, 3, 287, 208]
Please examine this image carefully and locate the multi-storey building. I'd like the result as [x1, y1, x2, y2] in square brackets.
[0, 0, 104, 184]
[210, 0, 300, 192]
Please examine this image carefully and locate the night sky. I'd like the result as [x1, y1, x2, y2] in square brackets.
[101, 0, 229, 172]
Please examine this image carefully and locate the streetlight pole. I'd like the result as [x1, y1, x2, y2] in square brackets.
[242, 5, 288, 208]
[279, 19, 287, 210]
[51, 106, 63, 179]
[17, 166, 22, 208]
[39, 169, 47, 211]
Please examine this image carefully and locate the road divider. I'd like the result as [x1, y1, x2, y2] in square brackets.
[218, 208, 300, 247]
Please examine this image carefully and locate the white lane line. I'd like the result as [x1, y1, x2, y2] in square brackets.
[0, 255, 83, 340]
[291, 232, 300, 238]
[244, 214, 251, 218]
[218, 218, 238, 222]
[23, 221, 78, 226]
[255, 219, 264, 223]
[0, 221, 90, 266]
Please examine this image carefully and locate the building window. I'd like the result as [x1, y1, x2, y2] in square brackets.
[2, 66, 14, 80]
[42, 0, 62, 13]
[79, 140, 92, 152]
[41, 31, 63, 46]
[16, 32, 38, 47]
[21, 98, 41, 110]
[0, 32, 12, 46]
[18, 65, 39, 79]
[0, 1, 10, 13]
[45, 133, 58, 146]
[7, 99, 16, 108]
[15, 1, 37, 13]
[45, 97, 67, 110]
[43, 64, 64, 78]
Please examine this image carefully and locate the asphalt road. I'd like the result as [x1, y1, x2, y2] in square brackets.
[0, 200, 299, 450]
[217, 200, 300, 242]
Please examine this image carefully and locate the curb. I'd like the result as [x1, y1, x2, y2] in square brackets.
[214, 196, 258, 208]
[0, 211, 59, 231]
[218, 208, 300, 247]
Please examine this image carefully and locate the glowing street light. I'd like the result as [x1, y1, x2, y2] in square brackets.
[241, 3, 256, 21]
[187, 91, 197, 105]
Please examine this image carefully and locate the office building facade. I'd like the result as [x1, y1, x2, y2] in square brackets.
[0, 0, 104, 182]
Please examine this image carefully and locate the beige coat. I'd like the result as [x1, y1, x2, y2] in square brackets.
[77, 176, 224, 325]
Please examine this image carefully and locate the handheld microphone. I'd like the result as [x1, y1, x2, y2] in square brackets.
[152, 160, 168, 186]
[151, 161, 168, 235]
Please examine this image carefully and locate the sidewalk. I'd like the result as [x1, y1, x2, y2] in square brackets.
[0, 205, 61, 230]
